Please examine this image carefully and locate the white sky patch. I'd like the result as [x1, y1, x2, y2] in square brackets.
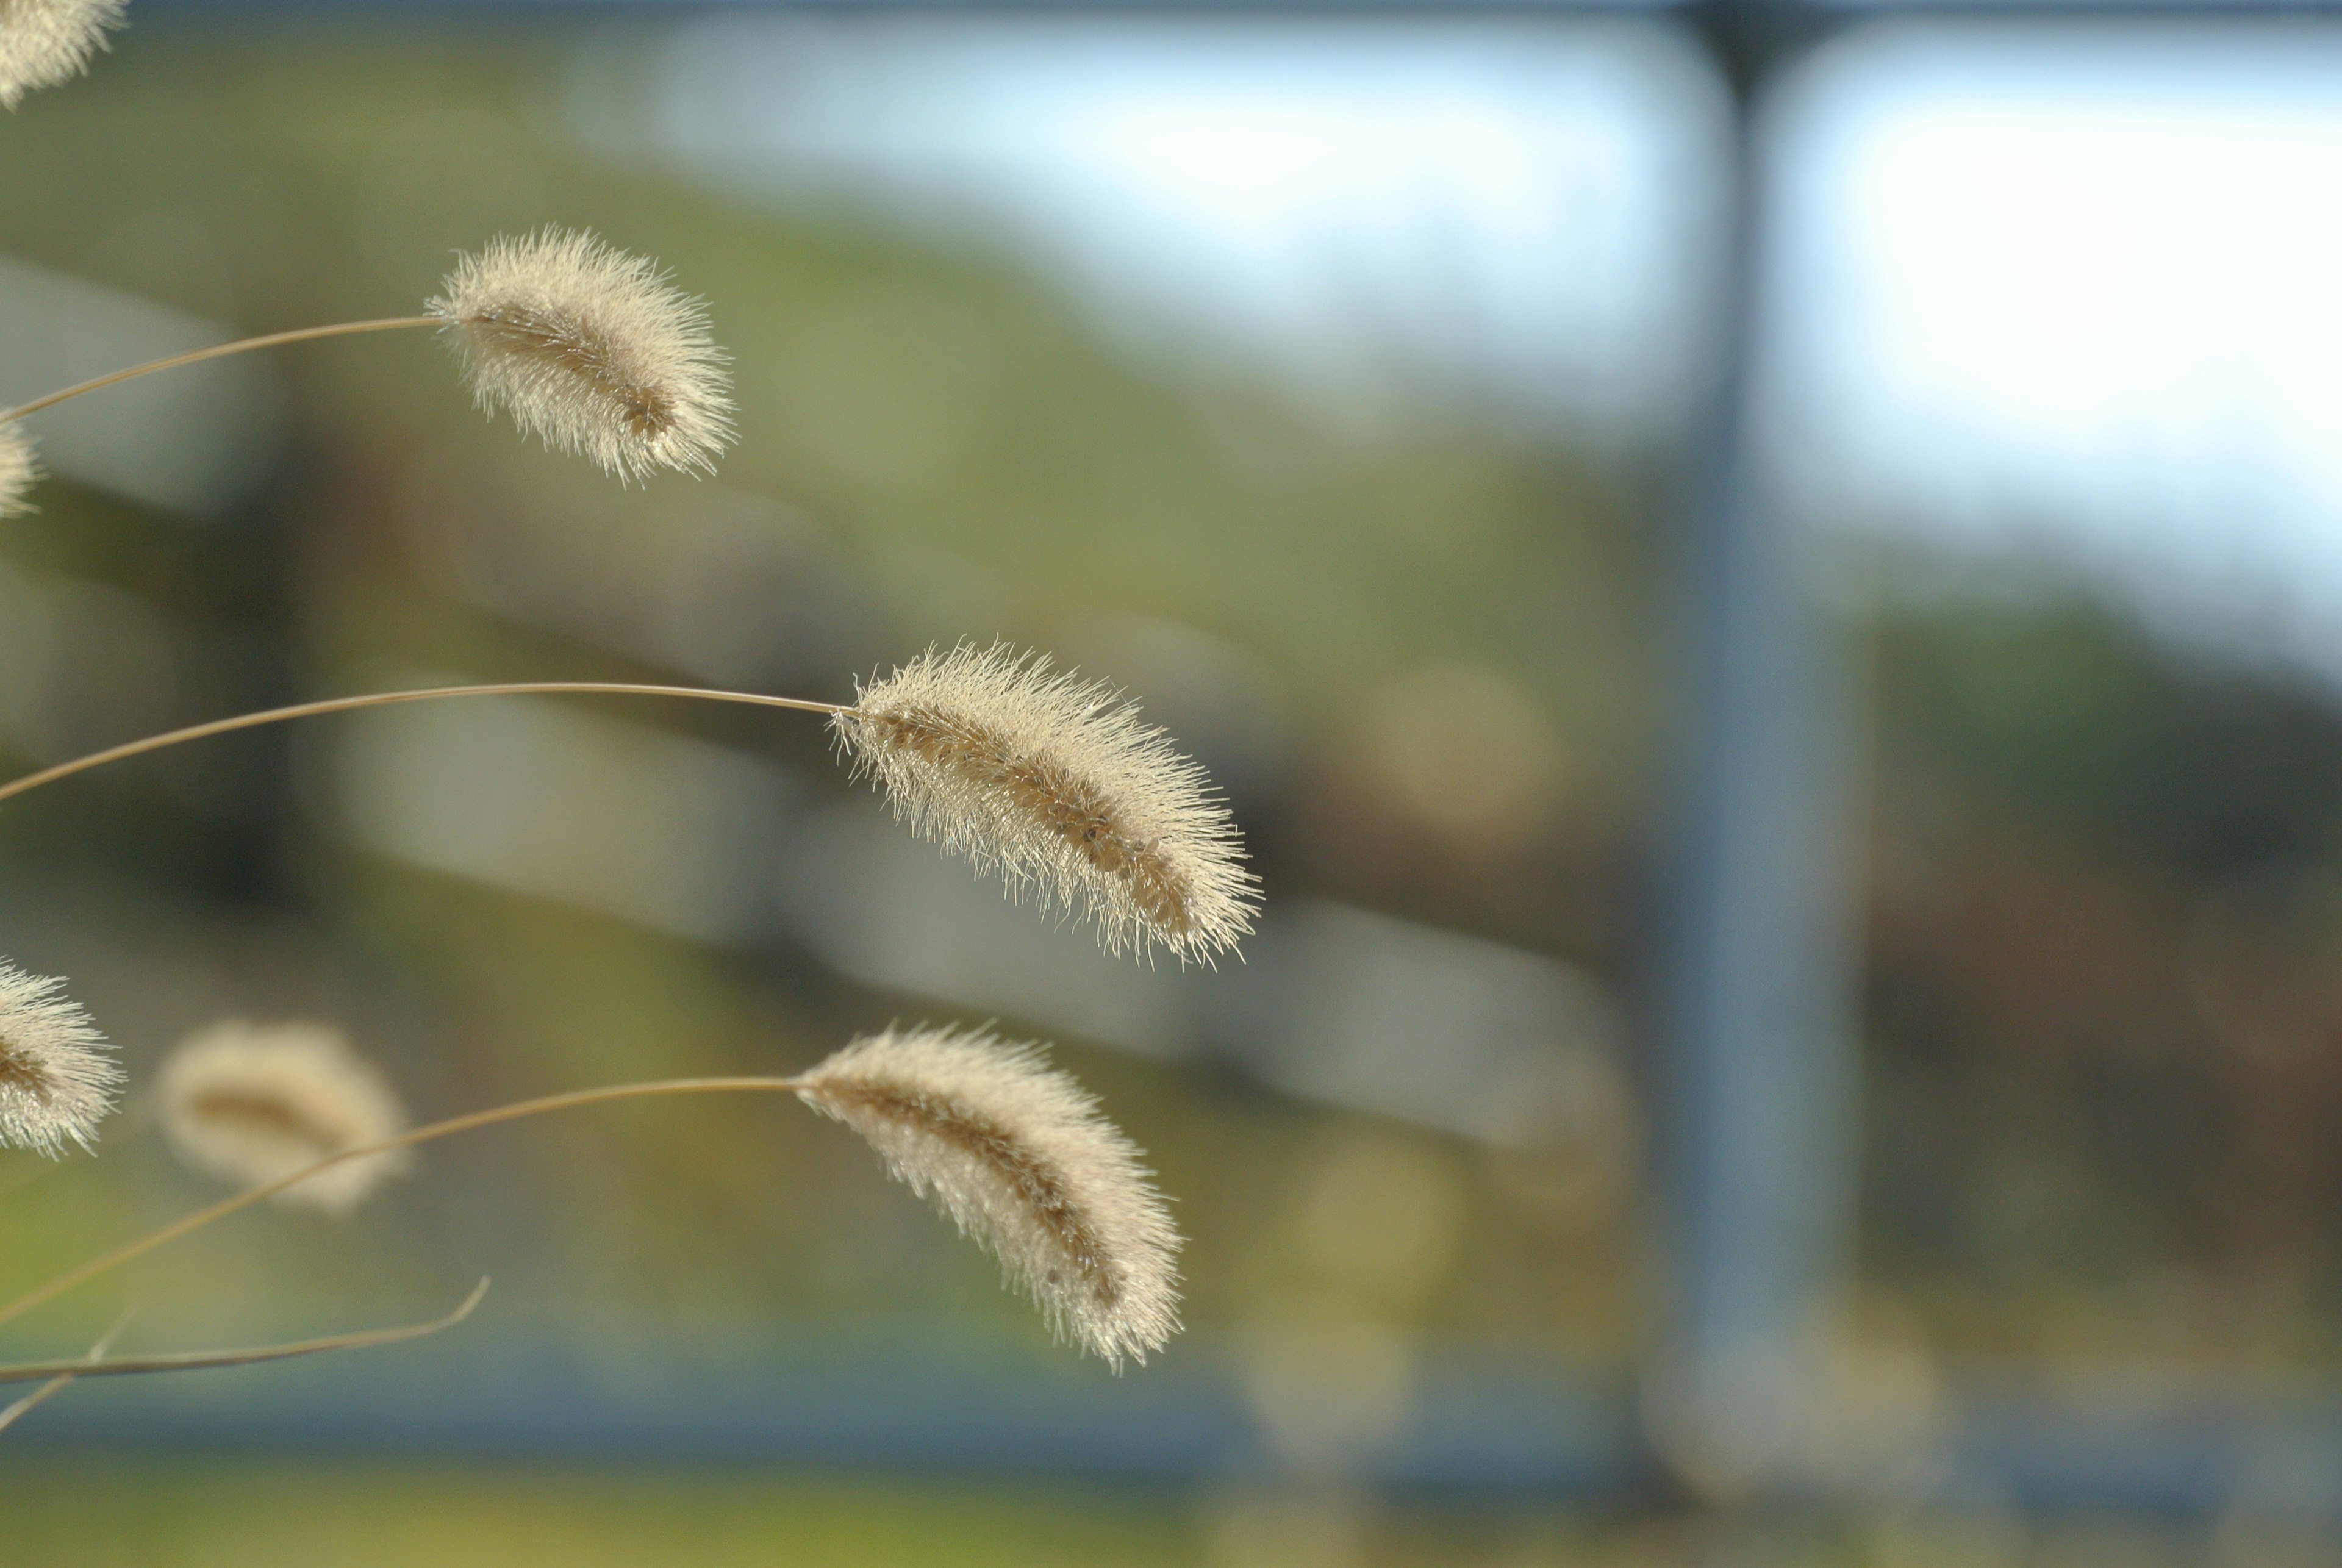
[569, 16, 1725, 436]
[1769, 25, 2342, 673]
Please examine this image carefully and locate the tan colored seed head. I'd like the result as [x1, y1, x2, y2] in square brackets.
[159, 1020, 410, 1215]
[426, 227, 734, 482]
[0, 421, 35, 518]
[796, 1025, 1182, 1369]
[0, 962, 118, 1156]
[833, 643, 1259, 964]
[0, 0, 125, 111]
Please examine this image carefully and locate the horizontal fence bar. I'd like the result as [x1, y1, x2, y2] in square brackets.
[18, 1330, 1647, 1500]
[16, 1328, 2342, 1517]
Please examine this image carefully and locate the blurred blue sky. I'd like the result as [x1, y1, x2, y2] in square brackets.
[569, 14, 2342, 674]
[569, 17, 1730, 435]
[1771, 25, 2342, 677]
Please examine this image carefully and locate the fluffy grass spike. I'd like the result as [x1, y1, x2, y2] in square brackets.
[0, 964, 118, 1156]
[0, 421, 35, 517]
[796, 1026, 1182, 1369]
[834, 642, 1258, 963]
[159, 1021, 411, 1215]
[427, 227, 734, 482]
[0, 0, 125, 111]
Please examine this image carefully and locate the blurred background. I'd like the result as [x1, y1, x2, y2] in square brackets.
[4, 2, 2342, 1563]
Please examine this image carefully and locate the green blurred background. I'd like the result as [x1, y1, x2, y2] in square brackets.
[4, 9, 2342, 1565]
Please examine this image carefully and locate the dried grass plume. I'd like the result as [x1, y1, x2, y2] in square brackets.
[796, 1025, 1182, 1367]
[159, 1020, 410, 1214]
[834, 643, 1258, 963]
[0, 962, 118, 1156]
[0, 421, 35, 518]
[427, 227, 734, 482]
[0, 0, 125, 111]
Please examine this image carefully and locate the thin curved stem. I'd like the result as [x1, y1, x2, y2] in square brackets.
[0, 1077, 804, 1331]
[0, 317, 442, 423]
[0, 1307, 132, 1433]
[0, 682, 848, 806]
[0, 1280, 489, 1387]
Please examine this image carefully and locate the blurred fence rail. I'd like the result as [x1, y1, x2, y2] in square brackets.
[25, 1328, 2342, 1520]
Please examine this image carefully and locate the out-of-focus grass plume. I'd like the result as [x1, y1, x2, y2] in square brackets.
[159, 1019, 410, 1214]
[0, 420, 37, 516]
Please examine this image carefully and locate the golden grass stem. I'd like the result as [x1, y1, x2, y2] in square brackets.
[0, 1306, 132, 1433]
[0, 682, 847, 807]
[0, 1280, 487, 1389]
[0, 317, 442, 422]
[0, 1078, 803, 1331]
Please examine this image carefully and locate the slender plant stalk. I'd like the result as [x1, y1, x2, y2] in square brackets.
[0, 1078, 805, 1331]
[0, 318, 442, 423]
[0, 682, 847, 807]
[0, 1280, 489, 1388]
[0, 1307, 132, 1433]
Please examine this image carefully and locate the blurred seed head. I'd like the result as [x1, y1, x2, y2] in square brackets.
[1293, 1133, 1466, 1308]
[833, 642, 1259, 964]
[0, 421, 35, 517]
[0, 962, 118, 1156]
[0, 0, 124, 112]
[795, 1024, 1183, 1367]
[1361, 663, 1567, 850]
[159, 1020, 410, 1215]
[427, 227, 734, 482]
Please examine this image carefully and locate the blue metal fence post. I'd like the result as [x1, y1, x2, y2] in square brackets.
[1652, 0, 1864, 1497]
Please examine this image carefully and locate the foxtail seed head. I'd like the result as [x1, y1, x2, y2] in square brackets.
[0, 422, 35, 517]
[159, 1021, 410, 1214]
[427, 227, 734, 482]
[833, 643, 1258, 964]
[0, 963, 118, 1156]
[796, 1026, 1181, 1368]
[0, 0, 124, 111]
